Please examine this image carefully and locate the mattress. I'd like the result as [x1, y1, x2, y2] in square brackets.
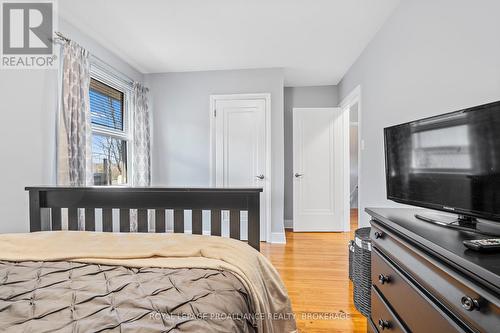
[0, 232, 297, 333]
[0, 260, 256, 332]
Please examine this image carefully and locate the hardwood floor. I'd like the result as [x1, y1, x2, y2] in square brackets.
[261, 210, 367, 333]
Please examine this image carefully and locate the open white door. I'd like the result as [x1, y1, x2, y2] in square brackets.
[293, 107, 349, 232]
[211, 94, 270, 241]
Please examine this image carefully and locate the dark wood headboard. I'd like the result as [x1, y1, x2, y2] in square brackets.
[25, 186, 262, 251]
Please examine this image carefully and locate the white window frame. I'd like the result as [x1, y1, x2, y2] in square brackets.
[90, 62, 133, 185]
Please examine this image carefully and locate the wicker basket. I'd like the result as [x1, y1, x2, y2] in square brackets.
[348, 240, 354, 281]
[352, 227, 372, 318]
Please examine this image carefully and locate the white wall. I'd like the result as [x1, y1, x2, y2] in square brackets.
[339, 0, 500, 227]
[0, 71, 58, 233]
[283, 86, 339, 224]
[146, 68, 285, 235]
[0, 17, 143, 233]
[59, 18, 144, 83]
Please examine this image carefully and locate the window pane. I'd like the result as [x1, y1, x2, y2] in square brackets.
[90, 79, 124, 131]
[92, 134, 127, 185]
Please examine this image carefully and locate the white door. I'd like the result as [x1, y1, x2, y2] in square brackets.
[293, 107, 348, 232]
[212, 96, 269, 241]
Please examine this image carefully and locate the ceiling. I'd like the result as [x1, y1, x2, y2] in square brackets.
[59, 0, 399, 86]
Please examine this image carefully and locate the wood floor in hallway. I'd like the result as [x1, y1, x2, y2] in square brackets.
[261, 210, 367, 333]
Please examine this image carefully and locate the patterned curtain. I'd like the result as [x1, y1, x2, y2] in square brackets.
[130, 82, 151, 231]
[132, 82, 151, 186]
[57, 41, 93, 187]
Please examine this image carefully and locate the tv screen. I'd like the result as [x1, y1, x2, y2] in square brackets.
[385, 101, 500, 221]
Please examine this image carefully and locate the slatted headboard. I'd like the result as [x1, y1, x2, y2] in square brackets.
[25, 186, 262, 251]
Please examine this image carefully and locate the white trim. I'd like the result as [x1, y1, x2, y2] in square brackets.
[339, 85, 361, 109]
[90, 56, 134, 89]
[209, 93, 272, 243]
[284, 219, 293, 229]
[271, 232, 286, 244]
[339, 85, 362, 231]
[341, 106, 350, 232]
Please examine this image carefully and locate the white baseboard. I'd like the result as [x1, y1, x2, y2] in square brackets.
[284, 219, 293, 229]
[270, 232, 286, 244]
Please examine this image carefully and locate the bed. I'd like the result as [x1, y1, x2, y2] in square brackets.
[0, 187, 296, 333]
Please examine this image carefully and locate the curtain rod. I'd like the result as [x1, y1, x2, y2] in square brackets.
[52, 31, 137, 85]
[53, 31, 70, 43]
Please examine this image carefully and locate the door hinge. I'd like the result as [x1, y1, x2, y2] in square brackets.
[214, 109, 217, 117]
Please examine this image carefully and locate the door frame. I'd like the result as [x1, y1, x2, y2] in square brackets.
[209, 93, 272, 242]
[292, 107, 350, 232]
[339, 85, 362, 230]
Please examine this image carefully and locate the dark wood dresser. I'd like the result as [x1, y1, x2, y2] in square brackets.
[366, 208, 500, 333]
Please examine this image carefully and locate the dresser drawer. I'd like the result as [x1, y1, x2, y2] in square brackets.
[372, 287, 407, 333]
[372, 249, 464, 333]
[371, 221, 500, 333]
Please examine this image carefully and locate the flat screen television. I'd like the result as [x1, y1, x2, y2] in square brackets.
[384, 100, 500, 232]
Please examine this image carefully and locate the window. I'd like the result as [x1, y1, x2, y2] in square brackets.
[90, 74, 131, 185]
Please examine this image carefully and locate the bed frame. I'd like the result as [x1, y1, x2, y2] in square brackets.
[25, 186, 262, 251]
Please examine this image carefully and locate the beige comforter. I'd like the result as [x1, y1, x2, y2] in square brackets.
[0, 231, 297, 333]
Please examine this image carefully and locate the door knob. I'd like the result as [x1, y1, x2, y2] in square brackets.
[378, 319, 391, 330]
[294, 173, 304, 178]
[255, 174, 265, 180]
[461, 296, 480, 311]
[378, 274, 391, 285]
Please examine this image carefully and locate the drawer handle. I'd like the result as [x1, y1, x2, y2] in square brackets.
[461, 296, 480, 311]
[374, 231, 384, 239]
[378, 319, 391, 330]
[378, 274, 391, 285]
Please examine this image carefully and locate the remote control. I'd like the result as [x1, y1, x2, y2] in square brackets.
[463, 239, 500, 252]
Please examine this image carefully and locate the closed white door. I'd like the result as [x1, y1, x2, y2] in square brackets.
[293, 107, 347, 231]
[213, 97, 268, 241]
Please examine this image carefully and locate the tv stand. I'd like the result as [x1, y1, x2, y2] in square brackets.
[366, 208, 500, 333]
[414, 212, 500, 236]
